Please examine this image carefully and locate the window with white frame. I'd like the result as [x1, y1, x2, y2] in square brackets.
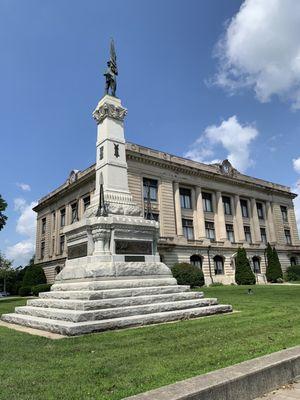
[71, 202, 78, 224]
[260, 227, 267, 244]
[202, 192, 213, 212]
[281, 206, 288, 222]
[143, 178, 158, 202]
[241, 199, 249, 218]
[252, 256, 261, 273]
[285, 229, 292, 244]
[214, 256, 224, 275]
[244, 226, 252, 243]
[182, 219, 194, 240]
[222, 196, 232, 215]
[190, 255, 202, 269]
[180, 188, 192, 209]
[205, 221, 215, 240]
[226, 224, 235, 242]
[256, 202, 264, 219]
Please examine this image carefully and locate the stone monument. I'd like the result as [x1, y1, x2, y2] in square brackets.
[1, 41, 232, 335]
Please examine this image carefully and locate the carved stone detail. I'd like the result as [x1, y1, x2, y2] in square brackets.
[93, 102, 127, 124]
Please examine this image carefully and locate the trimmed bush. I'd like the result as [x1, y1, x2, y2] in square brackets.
[22, 264, 46, 287]
[18, 286, 32, 296]
[171, 263, 204, 288]
[285, 265, 300, 281]
[32, 284, 52, 297]
[235, 247, 256, 285]
[266, 244, 283, 283]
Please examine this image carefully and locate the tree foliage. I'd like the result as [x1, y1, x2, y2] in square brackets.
[266, 243, 283, 282]
[0, 195, 8, 231]
[0, 253, 14, 292]
[235, 247, 256, 285]
[22, 263, 46, 288]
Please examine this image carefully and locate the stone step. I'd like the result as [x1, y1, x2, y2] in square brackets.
[52, 277, 177, 292]
[15, 298, 219, 322]
[39, 285, 191, 300]
[27, 291, 204, 310]
[2, 304, 233, 335]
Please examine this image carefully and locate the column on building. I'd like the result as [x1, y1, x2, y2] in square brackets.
[233, 195, 245, 242]
[266, 201, 276, 243]
[215, 191, 227, 241]
[194, 187, 206, 239]
[250, 198, 261, 243]
[173, 182, 183, 236]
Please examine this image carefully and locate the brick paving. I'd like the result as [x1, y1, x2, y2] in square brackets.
[255, 380, 300, 399]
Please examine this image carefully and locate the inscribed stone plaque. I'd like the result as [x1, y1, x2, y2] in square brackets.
[68, 243, 88, 259]
[125, 255, 145, 262]
[115, 240, 152, 255]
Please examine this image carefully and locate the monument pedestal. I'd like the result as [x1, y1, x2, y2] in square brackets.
[1, 94, 232, 335]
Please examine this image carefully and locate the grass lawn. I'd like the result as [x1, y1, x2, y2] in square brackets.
[0, 285, 300, 400]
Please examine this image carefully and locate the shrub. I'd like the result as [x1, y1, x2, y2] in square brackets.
[235, 247, 256, 285]
[171, 263, 204, 288]
[266, 244, 283, 283]
[276, 278, 284, 284]
[210, 282, 224, 287]
[32, 284, 52, 297]
[18, 286, 32, 296]
[22, 264, 46, 287]
[285, 265, 300, 281]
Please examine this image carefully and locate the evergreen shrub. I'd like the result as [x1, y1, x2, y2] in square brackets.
[266, 244, 283, 283]
[22, 264, 46, 287]
[235, 247, 256, 285]
[32, 284, 51, 296]
[285, 265, 300, 281]
[171, 263, 204, 288]
[18, 286, 32, 296]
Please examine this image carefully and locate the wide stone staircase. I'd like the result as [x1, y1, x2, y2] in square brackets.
[1, 277, 232, 335]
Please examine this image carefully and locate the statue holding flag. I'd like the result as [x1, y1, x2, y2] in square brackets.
[104, 39, 118, 97]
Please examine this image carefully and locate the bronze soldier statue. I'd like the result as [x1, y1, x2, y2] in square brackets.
[104, 39, 118, 97]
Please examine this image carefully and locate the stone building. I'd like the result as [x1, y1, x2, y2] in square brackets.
[34, 142, 300, 285]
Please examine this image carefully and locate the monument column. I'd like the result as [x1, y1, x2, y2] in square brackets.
[174, 182, 183, 236]
[251, 198, 261, 243]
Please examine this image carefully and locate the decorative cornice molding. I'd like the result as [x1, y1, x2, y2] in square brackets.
[93, 102, 127, 124]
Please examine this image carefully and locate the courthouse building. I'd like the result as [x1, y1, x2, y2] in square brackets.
[34, 142, 300, 284]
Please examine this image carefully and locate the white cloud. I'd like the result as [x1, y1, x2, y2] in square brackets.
[293, 158, 300, 174]
[5, 198, 37, 266]
[214, 0, 300, 109]
[16, 182, 31, 192]
[184, 115, 259, 172]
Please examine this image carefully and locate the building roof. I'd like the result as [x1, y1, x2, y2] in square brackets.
[33, 142, 296, 212]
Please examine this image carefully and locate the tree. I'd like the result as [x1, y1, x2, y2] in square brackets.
[0, 195, 8, 231]
[22, 263, 46, 288]
[235, 247, 256, 285]
[0, 253, 13, 293]
[266, 243, 283, 282]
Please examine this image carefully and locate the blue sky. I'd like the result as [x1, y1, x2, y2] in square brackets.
[1, 0, 300, 266]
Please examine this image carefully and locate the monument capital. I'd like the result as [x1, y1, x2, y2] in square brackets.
[93, 96, 127, 124]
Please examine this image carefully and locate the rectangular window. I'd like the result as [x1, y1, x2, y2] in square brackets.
[60, 208, 66, 228]
[241, 199, 249, 218]
[205, 221, 215, 240]
[41, 241, 45, 259]
[256, 202, 264, 219]
[52, 211, 56, 230]
[71, 202, 78, 224]
[59, 235, 65, 254]
[41, 218, 46, 235]
[222, 196, 232, 215]
[260, 228, 267, 244]
[244, 226, 252, 243]
[143, 178, 158, 202]
[285, 229, 292, 245]
[52, 237, 55, 255]
[202, 192, 213, 212]
[83, 195, 90, 211]
[226, 224, 235, 242]
[182, 219, 194, 240]
[281, 206, 288, 222]
[180, 188, 192, 209]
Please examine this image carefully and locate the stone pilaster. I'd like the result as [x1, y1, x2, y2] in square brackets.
[195, 187, 206, 239]
[216, 191, 227, 241]
[174, 182, 183, 236]
[233, 195, 245, 242]
[251, 198, 261, 243]
[266, 201, 276, 243]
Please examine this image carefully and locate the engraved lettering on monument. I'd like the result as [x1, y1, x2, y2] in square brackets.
[68, 243, 88, 259]
[115, 240, 152, 255]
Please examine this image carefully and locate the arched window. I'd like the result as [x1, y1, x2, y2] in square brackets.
[55, 266, 62, 275]
[214, 256, 224, 275]
[252, 256, 261, 273]
[190, 255, 202, 269]
[290, 257, 297, 266]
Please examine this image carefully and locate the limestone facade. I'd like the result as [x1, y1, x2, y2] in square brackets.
[34, 142, 300, 284]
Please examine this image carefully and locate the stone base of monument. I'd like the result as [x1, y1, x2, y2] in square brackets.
[1, 272, 232, 336]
